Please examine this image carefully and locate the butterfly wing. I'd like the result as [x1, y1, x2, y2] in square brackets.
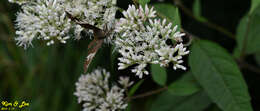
[65, 11, 80, 22]
[76, 22, 102, 32]
[66, 11, 106, 72]
[76, 22, 106, 40]
[66, 11, 102, 32]
[84, 39, 104, 73]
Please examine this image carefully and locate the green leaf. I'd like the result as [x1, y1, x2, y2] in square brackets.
[151, 91, 211, 111]
[138, 0, 150, 7]
[193, 0, 201, 17]
[235, 5, 260, 56]
[189, 40, 253, 111]
[153, 3, 181, 30]
[151, 64, 167, 86]
[250, 0, 260, 14]
[192, 0, 208, 22]
[174, 8, 181, 29]
[168, 72, 201, 96]
[110, 45, 119, 74]
[129, 79, 144, 97]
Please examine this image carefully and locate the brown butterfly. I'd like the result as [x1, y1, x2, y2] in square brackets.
[66, 11, 113, 73]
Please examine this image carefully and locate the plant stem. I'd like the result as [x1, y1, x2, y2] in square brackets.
[240, 15, 251, 59]
[126, 87, 168, 101]
[173, 0, 236, 39]
[237, 59, 260, 75]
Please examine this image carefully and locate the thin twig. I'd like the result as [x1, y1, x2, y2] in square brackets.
[237, 59, 260, 74]
[173, 0, 236, 39]
[126, 87, 168, 101]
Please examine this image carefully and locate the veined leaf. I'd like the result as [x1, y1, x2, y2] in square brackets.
[151, 64, 167, 86]
[168, 72, 201, 96]
[189, 40, 253, 111]
[151, 91, 211, 111]
[235, 5, 260, 56]
[129, 79, 144, 96]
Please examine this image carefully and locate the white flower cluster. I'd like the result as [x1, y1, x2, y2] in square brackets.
[115, 5, 189, 78]
[66, 0, 117, 40]
[74, 69, 133, 111]
[12, 0, 118, 48]
[15, 0, 73, 48]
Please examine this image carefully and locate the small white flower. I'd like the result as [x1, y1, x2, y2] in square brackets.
[74, 68, 132, 111]
[115, 5, 189, 78]
[119, 76, 134, 88]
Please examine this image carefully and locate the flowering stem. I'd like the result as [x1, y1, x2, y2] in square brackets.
[173, 0, 236, 40]
[126, 87, 168, 101]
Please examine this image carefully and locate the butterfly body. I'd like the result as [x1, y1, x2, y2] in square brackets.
[93, 29, 106, 40]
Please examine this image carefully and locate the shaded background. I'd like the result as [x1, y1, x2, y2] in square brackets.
[0, 0, 259, 111]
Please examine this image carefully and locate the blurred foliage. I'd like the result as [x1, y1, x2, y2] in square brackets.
[1, 0, 260, 111]
[0, 0, 85, 111]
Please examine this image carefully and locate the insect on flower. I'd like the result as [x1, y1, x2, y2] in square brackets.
[66, 11, 113, 73]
